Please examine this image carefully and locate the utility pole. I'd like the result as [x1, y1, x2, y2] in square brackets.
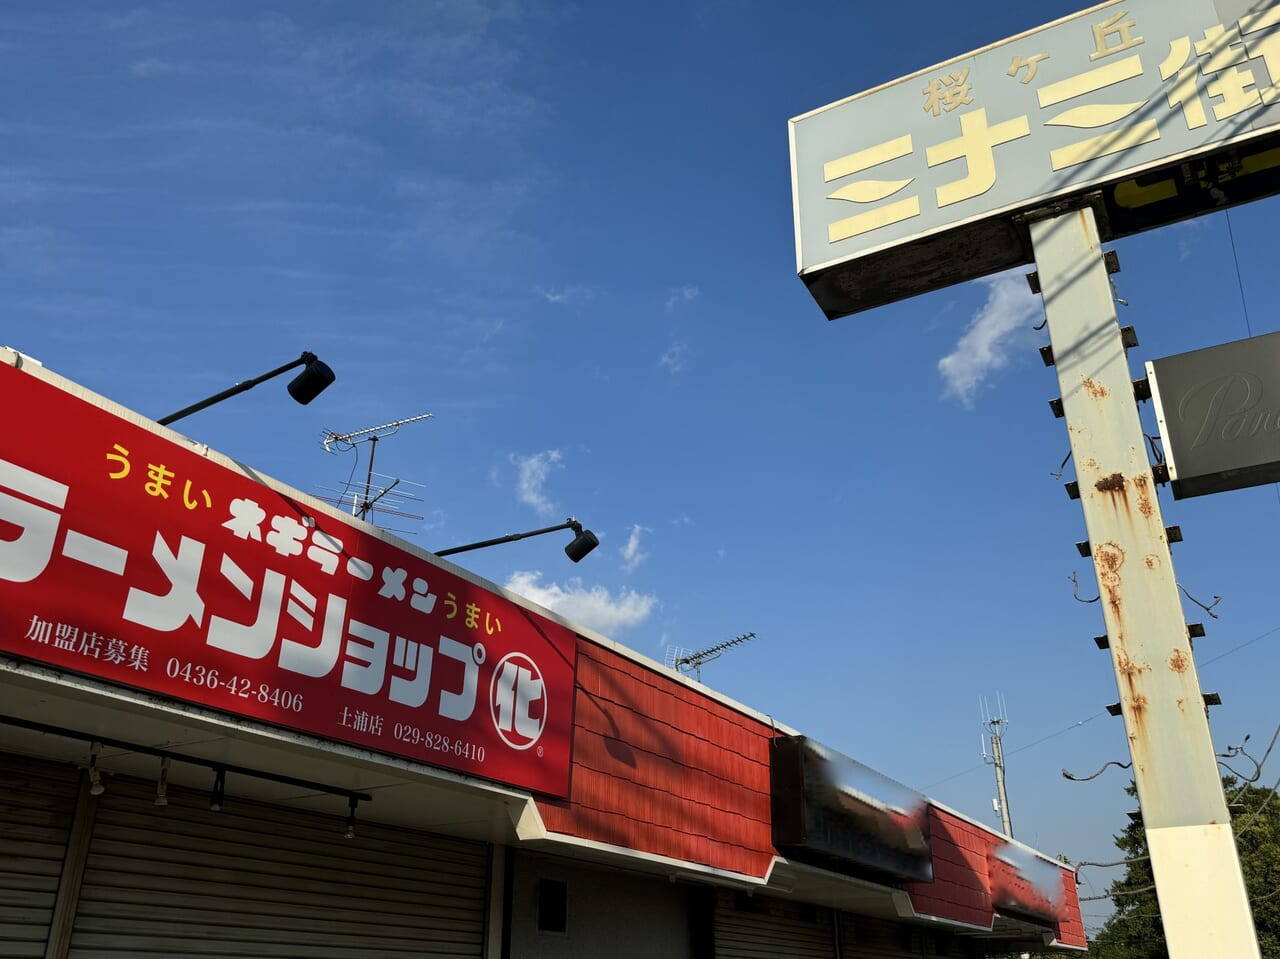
[1030, 202, 1258, 958]
[981, 695, 1013, 838]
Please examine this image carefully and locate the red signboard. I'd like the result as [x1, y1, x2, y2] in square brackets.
[0, 362, 577, 797]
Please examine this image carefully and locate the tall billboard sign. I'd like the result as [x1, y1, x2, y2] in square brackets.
[791, 0, 1280, 317]
[0, 355, 577, 798]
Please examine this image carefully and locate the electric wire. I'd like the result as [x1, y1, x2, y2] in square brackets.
[1062, 759, 1130, 782]
[1070, 571, 1099, 604]
[1080, 883, 1154, 903]
[1201, 623, 1280, 667]
[1073, 724, 1280, 906]
[1225, 209, 1253, 337]
[1226, 206, 1280, 510]
[923, 711, 1107, 789]
[1176, 582, 1221, 619]
[923, 621, 1280, 791]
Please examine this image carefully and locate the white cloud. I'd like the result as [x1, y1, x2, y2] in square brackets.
[510, 449, 562, 515]
[937, 273, 1042, 408]
[420, 509, 448, 532]
[1173, 217, 1210, 262]
[538, 284, 593, 305]
[505, 571, 657, 635]
[659, 341, 690, 374]
[130, 58, 189, 78]
[665, 285, 700, 311]
[619, 524, 649, 573]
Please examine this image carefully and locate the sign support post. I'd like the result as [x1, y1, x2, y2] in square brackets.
[1029, 203, 1259, 958]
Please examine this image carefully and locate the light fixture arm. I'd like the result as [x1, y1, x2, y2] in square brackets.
[158, 351, 332, 426]
[436, 517, 598, 562]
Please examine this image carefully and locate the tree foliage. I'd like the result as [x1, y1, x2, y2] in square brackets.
[1087, 777, 1280, 958]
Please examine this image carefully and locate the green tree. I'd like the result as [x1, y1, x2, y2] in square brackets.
[1087, 778, 1280, 958]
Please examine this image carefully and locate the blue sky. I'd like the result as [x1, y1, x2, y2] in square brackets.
[6, 1, 1280, 935]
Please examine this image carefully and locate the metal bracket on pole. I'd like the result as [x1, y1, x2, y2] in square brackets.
[1029, 204, 1259, 958]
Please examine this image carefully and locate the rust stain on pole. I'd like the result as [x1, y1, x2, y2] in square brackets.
[1096, 472, 1126, 493]
[1169, 649, 1190, 673]
[1134, 473, 1155, 519]
[1083, 377, 1110, 399]
[1095, 541, 1125, 622]
[1095, 472, 1131, 513]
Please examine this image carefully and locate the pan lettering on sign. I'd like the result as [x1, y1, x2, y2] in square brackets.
[490, 652, 548, 751]
[1090, 10, 1145, 61]
[1035, 50, 1155, 172]
[922, 69, 974, 116]
[106, 443, 212, 511]
[926, 108, 1031, 207]
[23, 612, 150, 671]
[823, 135, 919, 243]
[124, 533, 206, 631]
[1007, 52, 1050, 85]
[1161, 21, 1275, 131]
[23, 614, 51, 644]
[339, 706, 384, 735]
[1241, 7, 1280, 104]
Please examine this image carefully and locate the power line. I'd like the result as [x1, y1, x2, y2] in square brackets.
[1201, 623, 1280, 668]
[1224, 208, 1253, 338]
[924, 711, 1106, 790]
[923, 621, 1280, 791]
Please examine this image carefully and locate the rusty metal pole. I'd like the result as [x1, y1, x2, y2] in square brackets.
[1029, 203, 1259, 958]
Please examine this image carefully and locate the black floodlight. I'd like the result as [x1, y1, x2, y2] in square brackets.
[158, 351, 335, 426]
[437, 518, 600, 563]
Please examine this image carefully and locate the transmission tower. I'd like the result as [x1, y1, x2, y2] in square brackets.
[320, 413, 432, 523]
[671, 632, 755, 682]
[980, 693, 1014, 837]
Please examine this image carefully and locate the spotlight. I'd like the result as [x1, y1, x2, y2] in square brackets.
[344, 796, 359, 840]
[87, 742, 105, 796]
[158, 350, 336, 426]
[209, 768, 226, 812]
[564, 524, 600, 563]
[286, 355, 336, 405]
[436, 517, 600, 563]
[154, 756, 170, 807]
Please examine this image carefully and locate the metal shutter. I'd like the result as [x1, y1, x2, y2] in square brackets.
[714, 890, 835, 959]
[69, 776, 489, 958]
[0, 753, 79, 959]
[838, 913, 917, 959]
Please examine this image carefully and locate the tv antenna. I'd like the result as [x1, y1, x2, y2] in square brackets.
[313, 471, 427, 536]
[320, 413, 432, 523]
[980, 693, 1014, 838]
[669, 632, 755, 682]
[663, 645, 693, 671]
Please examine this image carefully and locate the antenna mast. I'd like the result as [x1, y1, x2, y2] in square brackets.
[980, 694, 1014, 837]
[322, 413, 432, 521]
[672, 632, 755, 682]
